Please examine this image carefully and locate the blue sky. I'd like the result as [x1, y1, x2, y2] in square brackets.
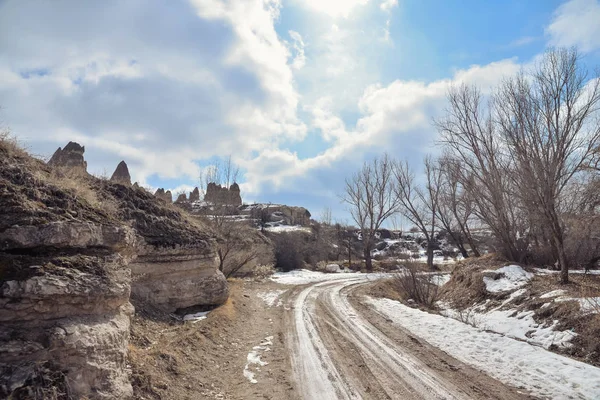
[1, 0, 600, 223]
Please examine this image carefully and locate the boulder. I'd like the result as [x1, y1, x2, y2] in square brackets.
[110, 160, 131, 185]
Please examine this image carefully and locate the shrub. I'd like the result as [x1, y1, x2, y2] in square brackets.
[273, 232, 305, 272]
[393, 263, 439, 308]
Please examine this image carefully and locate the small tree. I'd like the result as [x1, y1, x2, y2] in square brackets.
[394, 157, 443, 270]
[341, 154, 400, 271]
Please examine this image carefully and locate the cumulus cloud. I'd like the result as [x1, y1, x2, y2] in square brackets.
[546, 0, 600, 52]
[0, 0, 304, 186]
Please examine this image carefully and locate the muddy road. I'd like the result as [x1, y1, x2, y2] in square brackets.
[283, 276, 532, 400]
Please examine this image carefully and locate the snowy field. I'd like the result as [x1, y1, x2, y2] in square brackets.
[367, 296, 600, 399]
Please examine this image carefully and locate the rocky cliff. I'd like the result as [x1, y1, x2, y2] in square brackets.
[98, 182, 228, 312]
[0, 139, 228, 398]
[204, 182, 242, 206]
[0, 141, 134, 398]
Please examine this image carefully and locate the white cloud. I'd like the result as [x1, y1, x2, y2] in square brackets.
[241, 58, 522, 198]
[380, 0, 398, 12]
[288, 30, 306, 70]
[546, 0, 600, 52]
[300, 0, 369, 18]
[0, 0, 305, 186]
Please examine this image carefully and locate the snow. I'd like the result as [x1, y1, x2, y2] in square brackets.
[483, 265, 533, 293]
[368, 297, 600, 399]
[440, 305, 576, 349]
[430, 274, 451, 286]
[264, 225, 311, 233]
[579, 297, 600, 313]
[554, 296, 600, 314]
[243, 336, 273, 384]
[270, 269, 362, 285]
[540, 289, 568, 298]
[257, 290, 287, 307]
[182, 311, 210, 323]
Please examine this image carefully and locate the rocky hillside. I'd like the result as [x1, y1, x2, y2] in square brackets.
[0, 137, 228, 399]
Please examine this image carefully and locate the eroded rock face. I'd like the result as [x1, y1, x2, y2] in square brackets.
[47, 141, 87, 173]
[0, 142, 134, 399]
[1, 141, 229, 396]
[110, 161, 131, 185]
[131, 242, 228, 311]
[204, 182, 242, 206]
[189, 187, 200, 202]
[102, 182, 229, 312]
[175, 193, 187, 203]
[154, 188, 172, 203]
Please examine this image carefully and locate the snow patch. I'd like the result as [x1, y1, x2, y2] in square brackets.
[243, 336, 274, 384]
[182, 311, 210, 323]
[430, 274, 451, 287]
[540, 289, 567, 299]
[257, 290, 287, 307]
[367, 297, 600, 399]
[483, 265, 533, 293]
[270, 269, 361, 285]
[264, 225, 311, 233]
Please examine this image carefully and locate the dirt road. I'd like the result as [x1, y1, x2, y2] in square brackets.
[130, 275, 534, 399]
[284, 275, 533, 400]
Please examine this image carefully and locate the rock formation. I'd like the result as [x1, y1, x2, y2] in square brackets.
[1, 142, 134, 399]
[189, 187, 200, 202]
[204, 182, 242, 206]
[103, 183, 228, 311]
[1, 140, 230, 398]
[175, 193, 187, 203]
[154, 188, 172, 203]
[110, 160, 131, 185]
[47, 141, 87, 173]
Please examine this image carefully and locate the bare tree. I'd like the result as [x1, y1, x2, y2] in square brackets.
[341, 154, 400, 271]
[394, 157, 443, 270]
[435, 84, 528, 262]
[436, 156, 480, 257]
[495, 48, 600, 283]
[320, 206, 333, 226]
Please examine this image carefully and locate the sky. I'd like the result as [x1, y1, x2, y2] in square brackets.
[1, 0, 600, 224]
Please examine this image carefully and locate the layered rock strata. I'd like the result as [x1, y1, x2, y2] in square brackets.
[101, 183, 228, 312]
[0, 145, 134, 399]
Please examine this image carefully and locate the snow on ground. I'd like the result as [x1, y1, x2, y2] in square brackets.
[263, 225, 311, 233]
[439, 303, 576, 349]
[243, 336, 273, 384]
[540, 289, 568, 298]
[430, 274, 451, 286]
[182, 311, 210, 323]
[257, 290, 287, 307]
[270, 269, 363, 285]
[367, 297, 600, 399]
[483, 265, 533, 293]
[535, 268, 600, 275]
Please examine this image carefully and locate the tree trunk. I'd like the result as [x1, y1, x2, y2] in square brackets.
[463, 225, 481, 257]
[364, 246, 373, 271]
[551, 227, 569, 284]
[426, 245, 434, 270]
